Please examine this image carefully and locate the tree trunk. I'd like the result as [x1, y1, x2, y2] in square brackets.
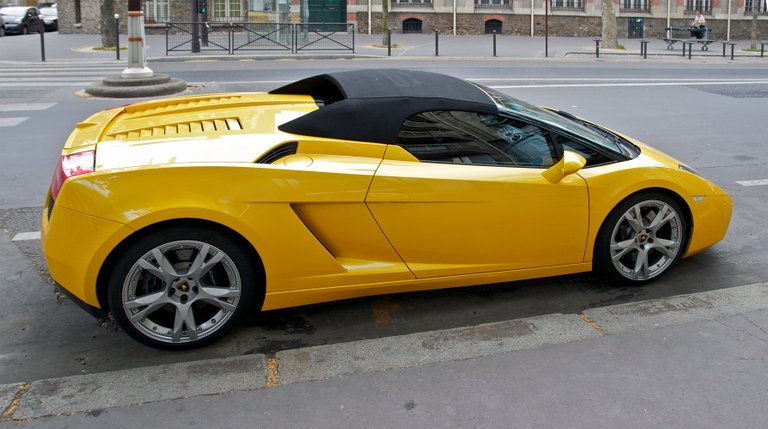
[381, 0, 389, 45]
[100, 0, 116, 48]
[601, 0, 618, 49]
[751, 0, 760, 50]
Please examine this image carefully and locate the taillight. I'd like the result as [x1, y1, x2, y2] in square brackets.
[50, 151, 95, 199]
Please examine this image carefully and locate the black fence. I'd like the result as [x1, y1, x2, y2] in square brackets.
[166, 22, 354, 55]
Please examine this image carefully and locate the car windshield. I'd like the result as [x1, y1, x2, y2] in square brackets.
[477, 84, 627, 156]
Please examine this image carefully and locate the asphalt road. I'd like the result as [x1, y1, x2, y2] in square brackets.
[0, 58, 767, 424]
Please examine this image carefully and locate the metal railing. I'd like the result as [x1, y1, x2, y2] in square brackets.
[166, 22, 354, 55]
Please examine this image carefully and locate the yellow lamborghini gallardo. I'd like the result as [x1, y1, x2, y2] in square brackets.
[42, 70, 732, 349]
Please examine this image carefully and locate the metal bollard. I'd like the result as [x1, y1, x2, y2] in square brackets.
[114, 14, 120, 60]
[387, 29, 392, 57]
[39, 26, 45, 62]
[435, 29, 439, 56]
[640, 40, 649, 59]
[493, 30, 497, 57]
[593, 37, 601, 58]
[730, 43, 735, 61]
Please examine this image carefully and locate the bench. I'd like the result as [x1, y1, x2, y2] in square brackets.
[663, 26, 715, 51]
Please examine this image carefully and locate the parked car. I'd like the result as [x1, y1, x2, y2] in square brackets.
[42, 70, 733, 350]
[0, 6, 44, 35]
[39, 4, 56, 31]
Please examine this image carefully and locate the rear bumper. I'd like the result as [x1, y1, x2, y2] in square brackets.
[42, 202, 133, 311]
[56, 282, 107, 319]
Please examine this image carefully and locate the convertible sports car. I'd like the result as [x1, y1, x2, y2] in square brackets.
[42, 70, 732, 349]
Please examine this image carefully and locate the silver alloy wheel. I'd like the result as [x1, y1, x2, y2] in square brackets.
[609, 199, 683, 281]
[121, 240, 242, 344]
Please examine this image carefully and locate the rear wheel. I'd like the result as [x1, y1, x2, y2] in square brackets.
[107, 226, 257, 350]
[594, 192, 686, 284]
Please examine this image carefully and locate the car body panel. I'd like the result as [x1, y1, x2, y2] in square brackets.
[367, 145, 589, 278]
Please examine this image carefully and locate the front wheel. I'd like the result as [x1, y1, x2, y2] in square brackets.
[107, 226, 257, 350]
[594, 192, 687, 285]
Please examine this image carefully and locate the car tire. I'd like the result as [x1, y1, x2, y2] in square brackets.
[107, 225, 257, 350]
[594, 192, 686, 285]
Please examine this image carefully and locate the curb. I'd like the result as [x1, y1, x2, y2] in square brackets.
[1, 282, 766, 422]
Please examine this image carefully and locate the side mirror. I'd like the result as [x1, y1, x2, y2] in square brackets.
[541, 150, 587, 183]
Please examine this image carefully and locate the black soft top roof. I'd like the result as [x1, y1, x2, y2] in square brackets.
[269, 69, 498, 144]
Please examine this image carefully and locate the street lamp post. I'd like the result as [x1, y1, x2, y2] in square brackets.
[114, 14, 120, 61]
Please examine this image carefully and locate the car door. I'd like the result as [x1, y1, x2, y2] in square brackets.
[366, 110, 590, 278]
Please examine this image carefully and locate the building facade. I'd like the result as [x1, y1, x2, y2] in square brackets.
[55, 0, 768, 39]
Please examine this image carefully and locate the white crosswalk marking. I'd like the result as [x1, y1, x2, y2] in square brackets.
[737, 179, 768, 187]
[0, 61, 125, 88]
[0, 103, 56, 112]
[0, 117, 29, 127]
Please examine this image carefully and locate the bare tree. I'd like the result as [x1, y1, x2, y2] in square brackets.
[751, 0, 760, 49]
[100, 0, 116, 48]
[601, 0, 618, 49]
[382, 0, 389, 45]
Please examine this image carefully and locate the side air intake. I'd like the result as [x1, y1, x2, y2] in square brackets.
[256, 142, 298, 164]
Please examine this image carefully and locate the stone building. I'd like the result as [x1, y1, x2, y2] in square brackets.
[54, 0, 768, 39]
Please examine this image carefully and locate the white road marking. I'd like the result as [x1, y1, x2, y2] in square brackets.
[0, 103, 56, 112]
[488, 80, 768, 89]
[0, 117, 28, 127]
[736, 179, 768, 187]
[11, 231, 41, 241]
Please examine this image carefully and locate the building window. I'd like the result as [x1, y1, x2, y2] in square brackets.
[620, 0, 649, 13]
[550, 0, 584, 12]
[485, 19, 502, 34]
[212, 0, 243, 21]
[143, 0, 169, 24]
[745, 0, 768, 13]
[684, 0, 712, 14]
[475, 0, 510, 8]
[402, 18, 423, 33]
[392, 0, 433, 5]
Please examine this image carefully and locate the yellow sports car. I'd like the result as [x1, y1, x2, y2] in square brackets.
[42, 70, 732, 349]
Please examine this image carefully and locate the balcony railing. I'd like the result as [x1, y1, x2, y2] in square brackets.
[475, 0, 511, 8]
[550, 0, 584, 12]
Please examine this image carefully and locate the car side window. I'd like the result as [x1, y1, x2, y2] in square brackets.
[397, 111, 556, 168]
[553, 133, 615, 166]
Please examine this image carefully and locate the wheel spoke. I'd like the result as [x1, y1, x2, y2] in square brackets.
[187, 244, 211, 277]
[653, 238, 680, 257]
[137, 258, 174, 284]
[171, 304, 196, 343]
[128, 300, 168, 323]
[611, 239, 636, 261]
[633, 249, 650, 279]
[623, 209, 642, 232]
[125, 291, 166, 309]
[648, 205, 675, 233]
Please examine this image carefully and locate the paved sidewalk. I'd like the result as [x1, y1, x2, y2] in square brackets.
[1, 32, 766, 64]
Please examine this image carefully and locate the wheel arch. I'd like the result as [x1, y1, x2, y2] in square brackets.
[592, 187, 693, 260]
[95, 218, 266, 316]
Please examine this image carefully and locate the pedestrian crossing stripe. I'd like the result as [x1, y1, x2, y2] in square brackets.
[0, 103, 56, 112]
[0, 117, 28, 127]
